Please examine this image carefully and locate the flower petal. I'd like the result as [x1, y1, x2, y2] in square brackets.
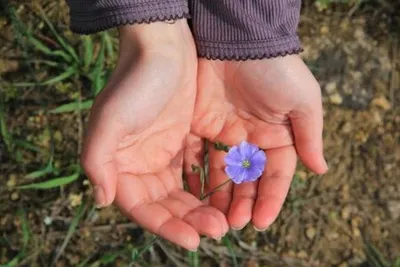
[243, 166, 263, 183]
[225, 165, 246, 184]
[224, 146, 243, 166]
[250, 150, 267, 171]
[239, 141, 259, 159]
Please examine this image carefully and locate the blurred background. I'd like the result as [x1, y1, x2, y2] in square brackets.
[0, 0, 399, 266]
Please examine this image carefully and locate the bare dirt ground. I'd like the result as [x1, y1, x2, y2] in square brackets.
[0, 1, 399, 266]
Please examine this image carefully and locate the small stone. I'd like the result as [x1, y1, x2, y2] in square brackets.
[340, 122, 352, 134]
[352, 227, 361, 237]
[44, 216, 53, 226]
[297, 250, 308, 259]
[320, 25, 329, 34]
[329, 93, 343, 105]
[387, 201, 400, 219]
[306, 227, 316, 240]
[341, 205, 352, 220]
[54, 130, 63, 142]
[11, 192, 19, 201]
[325, 82, 337, 94]
[371, 95, 391, 110]
[69, 193, 83, 207]
[327, 231, 339, 240]
[296, 170, 307, 181]
[7, 174, 17, 188]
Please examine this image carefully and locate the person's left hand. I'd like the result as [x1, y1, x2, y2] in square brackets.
[185, 55, 328, 231]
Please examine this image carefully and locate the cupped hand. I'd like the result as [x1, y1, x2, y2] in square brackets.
[81, 21, 228, 250]
[186, 55, 328, 231]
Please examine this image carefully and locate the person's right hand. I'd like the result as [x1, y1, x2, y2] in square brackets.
[81, 21, 228, 251]
[186, 56, 328, 231]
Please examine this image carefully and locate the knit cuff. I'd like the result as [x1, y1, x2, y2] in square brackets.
[190, 0, 302, 60]
[67, 0, 189, 34]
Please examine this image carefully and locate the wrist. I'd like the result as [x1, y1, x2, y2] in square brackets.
[118, 20, 194, 58]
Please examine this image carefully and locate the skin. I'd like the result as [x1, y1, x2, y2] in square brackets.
[81, 21, 228, 251]
[82, 19, 328, 251]
[186, 57, 328, 231]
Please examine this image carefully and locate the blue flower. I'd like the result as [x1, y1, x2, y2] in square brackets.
[224, 141, 267, 184]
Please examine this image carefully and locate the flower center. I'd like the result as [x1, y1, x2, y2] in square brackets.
[242, 159, 251, 168]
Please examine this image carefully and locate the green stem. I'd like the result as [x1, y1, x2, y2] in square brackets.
[200, 179, 232, 200]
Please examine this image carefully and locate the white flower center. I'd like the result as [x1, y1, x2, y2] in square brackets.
[242, 159, 251, 168]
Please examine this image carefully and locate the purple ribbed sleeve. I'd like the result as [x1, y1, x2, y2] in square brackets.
[190, 0, 302, 60]
[66, 0, 189, 34]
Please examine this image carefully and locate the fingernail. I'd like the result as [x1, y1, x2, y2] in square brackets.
[231, 225, 245, 231]
[253, 226, 268, 232]
[93, 185, 106, 208]
[188, 248, 198, 252]
[213, 236, 221, 241]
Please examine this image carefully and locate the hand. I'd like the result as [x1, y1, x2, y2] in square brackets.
[186, 55, 328, 231]
[81, 21, 228, 250]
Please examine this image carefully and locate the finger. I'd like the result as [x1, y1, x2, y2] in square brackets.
[131, 202, 200, 251]
[252, 146, 297, 230]
[289, 96, 328, 174]
[81, 102, 123, 207]
[183, 134, 206, 199]
[115, 173, 200, 250]
[208, 143, 233, 215]
[169, 191, 229, 234]
[227, 180, 258, 230]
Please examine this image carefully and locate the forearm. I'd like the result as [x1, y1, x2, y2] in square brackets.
[190, 0, 302, 60]
[66, 0, 189, 34]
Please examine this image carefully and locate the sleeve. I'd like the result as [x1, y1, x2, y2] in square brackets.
[66, 0, 190, 34]
[190, 0, 302, 60]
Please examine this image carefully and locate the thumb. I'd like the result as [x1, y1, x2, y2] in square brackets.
[289, 104, 328, 175]
[81, 104, 122, 208]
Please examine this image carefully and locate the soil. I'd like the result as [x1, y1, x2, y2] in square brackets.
[0, 1, 399, 266]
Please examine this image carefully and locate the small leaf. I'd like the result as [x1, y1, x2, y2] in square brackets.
[50, 99, 93, 114]
[18, 172, 80, 190]
[41, 66, 77, 85]
[214, 142, 230, 152]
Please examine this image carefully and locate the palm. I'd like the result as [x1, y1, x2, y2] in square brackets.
[187, 56, 326, 230]
[83, 49, 228, 250]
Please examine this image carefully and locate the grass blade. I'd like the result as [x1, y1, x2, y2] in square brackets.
[0, 103, 14, 153]
[18, 172, 80, 190]
[14, 139, 41, 152]
[37, 6, 80, 63]
[51, 202, 86, 266]
[41, 66, 76, 85]
[188, 251, 199, 267]
[222, 235, 238, 267]
[90, 36, 106, 95]
[83, 35, 94, 69]
[365, 243, 390, 267]
[103, 32, 115, 60]
[50, 99, 93, 114]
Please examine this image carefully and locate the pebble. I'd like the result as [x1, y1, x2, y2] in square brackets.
[11, 192, 19, 201]
[297, 250, 308, 259]
[341, 205, 352, 220]
[7, 174, 17, 188]
[387, 200, 400, 220]
[306, 227, 316, 240]
[325, 81, 337, 94]
[329, 93, 343, 105]
[371, 95, 391, 110]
